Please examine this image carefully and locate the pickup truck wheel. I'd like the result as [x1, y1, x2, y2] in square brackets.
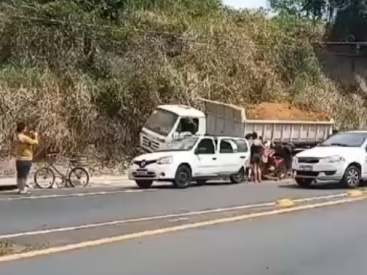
[135, 180, 153, 189]
[173, 164, 192, 189]
[341, 165, 361, 188]
[295, 178, 313, 188]
[230, 167, 245, 184]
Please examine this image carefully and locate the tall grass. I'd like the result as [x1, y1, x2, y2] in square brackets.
[0, 0, 365, 167]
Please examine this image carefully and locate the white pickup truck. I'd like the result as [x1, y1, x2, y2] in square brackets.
[129, 135, 250, 189]
[293, 131, 367, 188]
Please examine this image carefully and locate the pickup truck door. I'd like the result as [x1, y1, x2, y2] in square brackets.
[363, 145, 367, 178]
[193, 138, 218, 176]
[219, 138, 248, 174]
[216, 138, 241, 174]
[233, 138, 250, 168]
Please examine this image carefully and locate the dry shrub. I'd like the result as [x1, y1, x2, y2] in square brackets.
[0, 2, 366, 170]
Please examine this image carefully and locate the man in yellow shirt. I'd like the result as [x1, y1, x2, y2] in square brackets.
[15, 122, 39, 194]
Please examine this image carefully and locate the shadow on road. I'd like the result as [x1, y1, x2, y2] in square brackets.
[278, 183, 347, 190]
[129, 181, 245, 190]
[0, 185, 17, 193]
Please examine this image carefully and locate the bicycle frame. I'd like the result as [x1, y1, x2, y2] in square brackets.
[46, 161, 75, 180]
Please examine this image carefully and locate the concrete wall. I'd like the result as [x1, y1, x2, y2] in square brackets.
[316, 45, 367, 87]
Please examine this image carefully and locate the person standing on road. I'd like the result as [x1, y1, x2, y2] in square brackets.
[14, 122, 39, 194]
[250, 132, 263, 183]
[245, 133, 254, 181]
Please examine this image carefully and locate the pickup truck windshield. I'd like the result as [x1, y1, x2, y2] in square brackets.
[157, 136, 199, 152]
[144, 109, 178, 137]
[320, 132, 367, 147]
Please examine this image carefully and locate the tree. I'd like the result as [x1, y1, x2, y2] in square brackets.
[269, 0, 367, 41]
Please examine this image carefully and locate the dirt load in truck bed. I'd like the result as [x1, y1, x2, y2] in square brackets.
[246, 103, 330, 121]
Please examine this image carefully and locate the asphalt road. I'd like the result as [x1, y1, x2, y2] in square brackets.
[0, 181, 347, 235]
[0, 198, 366, 274]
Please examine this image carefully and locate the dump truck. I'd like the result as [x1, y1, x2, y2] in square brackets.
[139, 98, 334, 153]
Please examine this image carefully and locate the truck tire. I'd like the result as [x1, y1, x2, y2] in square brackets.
[295, 178, 313, 188]
[135, 180, 153, 189]
[173, 164, 192, 189]
[340, 164, 361, 188]
[230, 167, 245, 184]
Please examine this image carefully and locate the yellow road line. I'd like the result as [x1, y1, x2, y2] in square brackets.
[0, 195, 366, 263]
[0, 192, 347, 240]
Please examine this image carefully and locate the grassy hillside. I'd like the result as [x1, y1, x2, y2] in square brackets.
[0, 0, 363, 166]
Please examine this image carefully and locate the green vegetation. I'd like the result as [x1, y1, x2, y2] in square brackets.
[0, 0, 365, 165]
[0, 240, 46, 256]
[270, 0, 367, 41]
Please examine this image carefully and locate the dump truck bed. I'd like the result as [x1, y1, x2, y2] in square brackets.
[200, 98, 334, 144]
[244, 119, 334, 144]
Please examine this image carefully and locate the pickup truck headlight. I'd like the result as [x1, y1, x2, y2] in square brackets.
[157, 156, 172, 164]
[324, 155, 345, 163]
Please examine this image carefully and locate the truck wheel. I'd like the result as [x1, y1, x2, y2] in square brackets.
[173, 164, 192, 189]
[295, 178, 313, 188]
[135, 180, 153, 189]
[230, 167, 245, 184]
[341, 164, 361, 188]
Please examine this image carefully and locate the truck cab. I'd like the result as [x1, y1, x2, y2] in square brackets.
[140, 100, 245, 153]
[140, 105, 206, 152]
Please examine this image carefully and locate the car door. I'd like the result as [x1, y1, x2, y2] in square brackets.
[194, 138, 218, 176]
[217, 138, 238, 174]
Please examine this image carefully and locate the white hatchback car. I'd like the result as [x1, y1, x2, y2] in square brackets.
[293, 131, 367, 188]
[129, 135, 250, 189]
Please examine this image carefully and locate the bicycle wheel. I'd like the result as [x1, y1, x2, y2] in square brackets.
[68, 167, 90, 187]
[34, 167, 55, 189]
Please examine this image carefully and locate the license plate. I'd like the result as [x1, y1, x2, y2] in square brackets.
[136, 169, 148, 175]
[299, 165, 312, 171]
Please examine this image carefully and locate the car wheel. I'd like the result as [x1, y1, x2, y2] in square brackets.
[341, 165, 361, 188]
[230, 167, 245, 184]
[135, 180, 153, 189]
[173, 164, 192, 189]
[295, 178, 314, 188]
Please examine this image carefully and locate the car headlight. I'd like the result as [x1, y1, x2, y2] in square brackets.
[157, 156, 172, 164]
[293, 157, 298, 164]
[324, 155, 345, 163]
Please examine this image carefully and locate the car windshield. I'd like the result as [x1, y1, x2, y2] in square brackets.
[144, 109, 178, 137]
[157, 136, 199, 152]
[320, 132, 367, 147]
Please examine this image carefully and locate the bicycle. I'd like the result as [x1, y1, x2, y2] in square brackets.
[34, 154, 90, 189]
